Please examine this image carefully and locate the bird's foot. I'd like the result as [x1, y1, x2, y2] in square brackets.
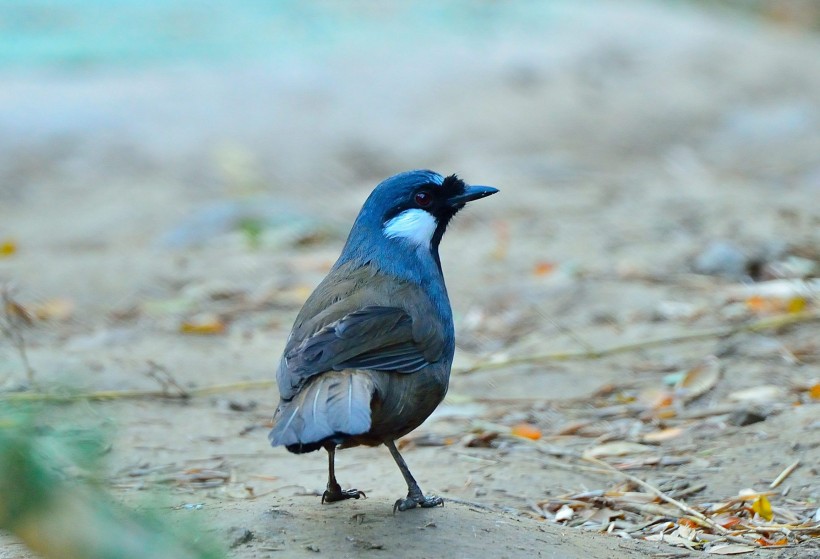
[322, 487, 366, 504]
[392, 492, 443, 513]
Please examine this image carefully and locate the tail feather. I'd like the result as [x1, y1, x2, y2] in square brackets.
[269, 372, 374, 452]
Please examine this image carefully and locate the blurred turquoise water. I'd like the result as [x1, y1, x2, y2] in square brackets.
[0, 1, 563, 70]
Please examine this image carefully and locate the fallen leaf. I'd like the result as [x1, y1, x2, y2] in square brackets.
[642, 427, 684, 443]
[675, 523, 697, 540]
[0, 239, 16, 257]
[587, 506, 623, 524]
[745, 295, 771, 313]
[715, 515, 742, 529]
[728, 279, 820, 300]
[582, 441, 656, 459]
[4, 299, 34, 325]
[745, 294, 809, 315]
[729, 385, 786, 403]
[511, 423, 542, 440]
[554, 504, 574, 522]
[180, 315, 227, 335]
[786, 297, 807, 313]
[638, 387, 674, 409]
[33, 298, 75, 321]
[465, 432, 499, 448]
[644, 533, 696, 547]
[737, 488, 775, 500]
[707, 544, 756, 555]
[533, 261, 556, 276]
[756, 537, 787, 547]
[677, 517, 699, 529]
[401, 434, 454, 448]
[809, 384, 820, 400]
[752, 495, 773, 521]
[676, 356, 721, 402]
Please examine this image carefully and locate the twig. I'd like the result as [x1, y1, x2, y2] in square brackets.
[769, 460, 800, 489]
[581, 455, 730, 535]
[145, 360, 190, 398]
[3, 311, 817, 405]
[0, 285, 36, 385]
[457, 311, 820, 374]
[0, 380, 275, 403]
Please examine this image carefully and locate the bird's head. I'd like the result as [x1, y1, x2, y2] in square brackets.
[339, 170, 498, 274]
[358, 169, 498, 247]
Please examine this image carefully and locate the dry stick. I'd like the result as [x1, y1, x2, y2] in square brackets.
[582, 455, 730, 535]
[0, 380, 275, 403]
[769, 460, 800, 489]
[0, 286, 36, 385]
[458, 310, 820, 375]
[2, 311, 818, 404]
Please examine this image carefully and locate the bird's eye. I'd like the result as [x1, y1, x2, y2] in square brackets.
[414, 191, 432, 207]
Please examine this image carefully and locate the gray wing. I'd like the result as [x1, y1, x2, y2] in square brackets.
[278, 305, 439, 400]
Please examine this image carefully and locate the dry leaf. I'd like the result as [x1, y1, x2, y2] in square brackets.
[638, 387, 674, 409]
[745, 294, 809, 315]
[756, 537, 787, 547]
[746, 295, 772, 313]
[644, 533, 696, 547]
[714, 515, 742, 529]
[786, 297, 807, 313]
[4, 299, 34, 325]
[729, 385, 785, 403]
[728, 279, 820, 300]
[737, 488, 775, 500]
[752, 495, 773, 521]
[0, 239, 16, 257]
[587, 506, 623, 524]
[33, 298, 75, 321]
[554, 504, 574, 522]
[582, 441, 656, 459]
[676, 357, 721, 402]
[675, 523, 697, 540]
[180, 314, 227, 335]
[465, 431, 499, 448]
[642, 427, 684, 443]
[809, 384, 820, 400]
[511, 423, 542, 440]
[677, 517, 699, 529]
[533, 261, 556, 276]
[707, 544, 756, 555]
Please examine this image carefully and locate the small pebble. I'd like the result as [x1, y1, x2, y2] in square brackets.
[693, 240, 748, 278]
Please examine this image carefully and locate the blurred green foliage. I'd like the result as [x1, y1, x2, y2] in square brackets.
[0, 408, 223, 559]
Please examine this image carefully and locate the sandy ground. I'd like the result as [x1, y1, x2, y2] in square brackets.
[1, 3, 819, 558]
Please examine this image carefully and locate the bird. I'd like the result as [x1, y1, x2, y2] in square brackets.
[268, 170, 498, 512]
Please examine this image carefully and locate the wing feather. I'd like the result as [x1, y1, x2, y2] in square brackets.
[279, 305, 440, 399]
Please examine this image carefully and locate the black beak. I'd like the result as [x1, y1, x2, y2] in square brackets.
[447, 185, 499, 208]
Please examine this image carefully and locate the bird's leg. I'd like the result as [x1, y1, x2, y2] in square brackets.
[321, 444, 365, 504]
[385, 440, 443, 513]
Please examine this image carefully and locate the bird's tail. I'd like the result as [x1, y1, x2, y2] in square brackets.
[268, 372, 375, 454]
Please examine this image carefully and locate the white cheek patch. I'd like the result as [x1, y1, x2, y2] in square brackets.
[383, 209, 438, 248]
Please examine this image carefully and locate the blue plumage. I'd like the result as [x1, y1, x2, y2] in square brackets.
[268, 169, 497, 511]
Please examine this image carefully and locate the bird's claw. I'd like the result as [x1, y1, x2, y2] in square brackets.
[322, 488, 366, 504]
[392, 494, 443, 514]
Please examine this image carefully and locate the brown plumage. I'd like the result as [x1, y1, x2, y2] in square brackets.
[270, 263, 449, 453]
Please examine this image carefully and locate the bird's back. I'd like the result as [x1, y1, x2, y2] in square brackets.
[269, 261, 454, 454]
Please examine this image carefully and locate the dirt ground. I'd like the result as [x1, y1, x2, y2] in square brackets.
[1, 3, 819, 559]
